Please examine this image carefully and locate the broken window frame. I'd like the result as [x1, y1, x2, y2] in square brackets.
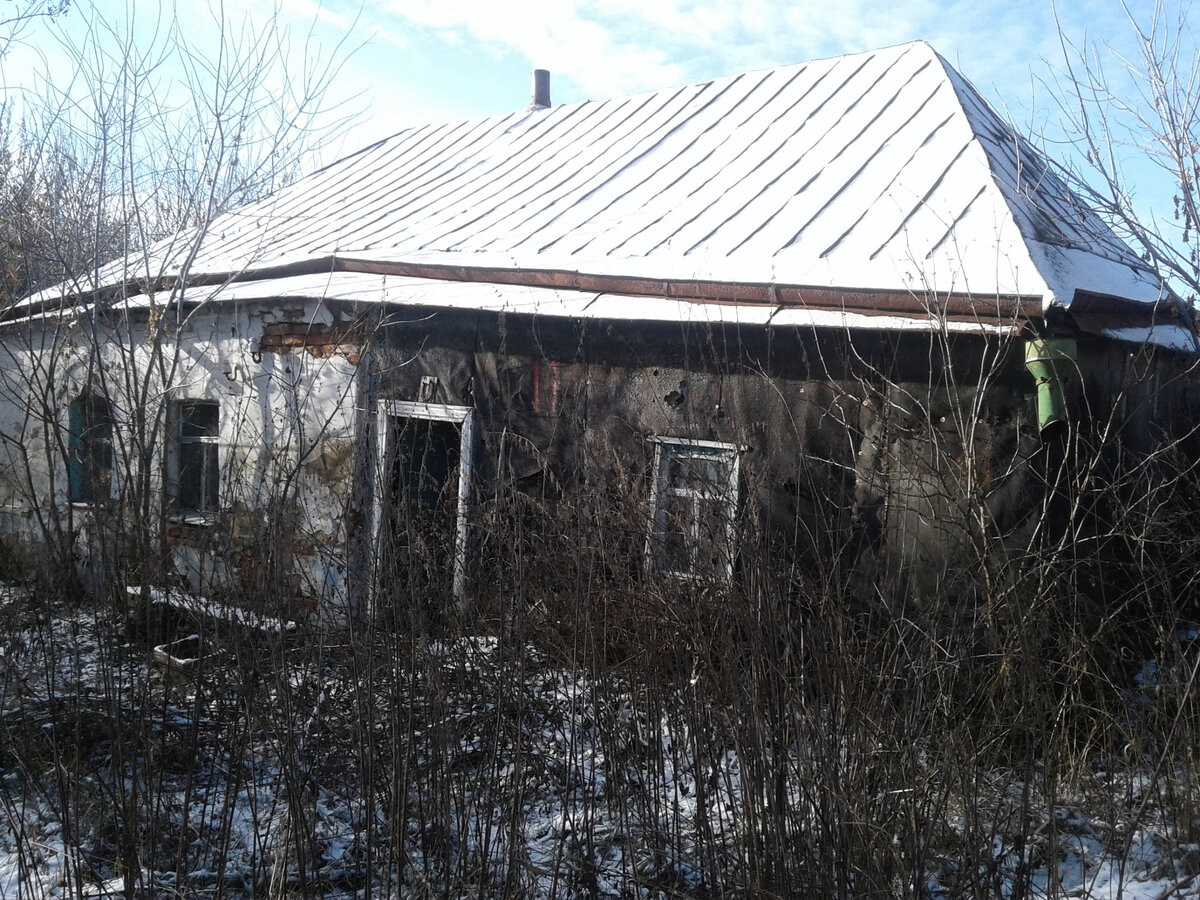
[67, 392, 114, 505]
[374, 400, 476, 604]
[171, 399, 221, 523]
[647, 436, 740, 582]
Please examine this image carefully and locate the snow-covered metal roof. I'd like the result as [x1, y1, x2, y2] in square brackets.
[31, 41, 1190, 340]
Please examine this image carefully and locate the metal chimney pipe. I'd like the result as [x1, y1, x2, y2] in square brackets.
[531, 69, 550, 109]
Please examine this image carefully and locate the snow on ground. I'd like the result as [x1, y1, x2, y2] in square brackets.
[0, 587, 1197, 898]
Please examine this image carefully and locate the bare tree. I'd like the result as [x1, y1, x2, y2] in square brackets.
[0, 4, 362, 897]
[1051, 0, 1200, 303]
[4, 7, 1200, 897]
[0, 0, 363, 616]
[1, 0, 355, 299]
[0, 0, 71, 62]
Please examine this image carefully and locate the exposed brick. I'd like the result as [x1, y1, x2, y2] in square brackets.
[258, 326, 363, 359]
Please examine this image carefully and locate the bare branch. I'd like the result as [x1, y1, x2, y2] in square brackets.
[1047, 0, 1200, 303]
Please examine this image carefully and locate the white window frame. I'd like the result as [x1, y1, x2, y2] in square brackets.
[374, 400, 476, 603]
[647, 436, 741, 582]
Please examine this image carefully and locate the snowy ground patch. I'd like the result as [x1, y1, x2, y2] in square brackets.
[0, 591, 1197, 898]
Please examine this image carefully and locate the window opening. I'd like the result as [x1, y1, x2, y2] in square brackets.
[648, 438, 739, 581]
[68, 393, 113, 504]
[176, 400, 220, 516]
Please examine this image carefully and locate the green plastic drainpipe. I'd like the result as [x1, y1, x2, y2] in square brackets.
[1024, 338, 1078, 434]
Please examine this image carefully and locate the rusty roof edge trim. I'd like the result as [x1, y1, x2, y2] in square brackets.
[0, 256, 346, 324]
[5, 253, 1044, 325]
[331, 257, 1044, 321]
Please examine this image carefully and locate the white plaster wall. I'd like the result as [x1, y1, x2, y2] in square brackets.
[0, 298, 361, 615]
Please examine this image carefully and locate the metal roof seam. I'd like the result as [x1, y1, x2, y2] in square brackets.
[690, 56, 878, 255]
[868, 130, 971, 261]
[525, 80, 739, 254]
[563, 74, 776, 258]
[465, 87, 698, 253]
[598, 67, 812, 259]
[817, 81, 949, 258]
[793, 63, 942, 252]
[634, 72, 827, 257]
[390, 105, 597, 244]
[398, 100, 611, 248]
[457, 91, 712, 253]
[924, 185, 990, 260]
[698, 51, 919, 258]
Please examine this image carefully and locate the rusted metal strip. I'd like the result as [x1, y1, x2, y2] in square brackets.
[4, 253, 1043, 325]
[335, 258, 1043, 321]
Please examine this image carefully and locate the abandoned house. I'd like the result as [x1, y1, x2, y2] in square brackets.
[0, 41, 1194, 619]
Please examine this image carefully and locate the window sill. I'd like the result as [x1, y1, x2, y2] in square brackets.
[69, 500, 115, 510]
[168, 512, 218, 527]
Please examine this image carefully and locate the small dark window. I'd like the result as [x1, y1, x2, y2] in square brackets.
[176, 400, 219, 515]
[68, 393, 113, 504]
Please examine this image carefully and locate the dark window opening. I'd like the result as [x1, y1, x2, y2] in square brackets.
[68, 393, 113, 504]
[176, 400, 220, 515]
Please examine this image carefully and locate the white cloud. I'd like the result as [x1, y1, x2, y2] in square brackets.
[360, 0, 1076, 107]
[372, 0, 687, 97]
[273, 0, 351, 30]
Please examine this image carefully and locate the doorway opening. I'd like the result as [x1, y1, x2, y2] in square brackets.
[375, 401, 475, 609]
